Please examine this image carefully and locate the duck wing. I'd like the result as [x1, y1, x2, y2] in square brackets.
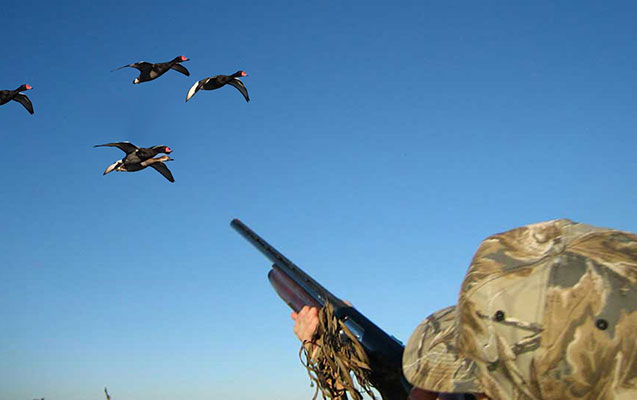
[13, 94, 34, 114]
[185, 79, 205, 102]
[94, 142, 139, 154]
[111, 62, 151, 72]
[170, 64, 190, 76]
[227, 78, 250, 102]
[103, 159, 123, 175]
[150, 163, 175, 182]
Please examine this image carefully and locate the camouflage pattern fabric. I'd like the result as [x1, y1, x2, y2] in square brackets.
[403, 219, 637, 400]
[300, 301, 377, 400]
[403, 306, 483, 394]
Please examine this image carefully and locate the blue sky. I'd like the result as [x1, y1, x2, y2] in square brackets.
[1, 1, 636, 399]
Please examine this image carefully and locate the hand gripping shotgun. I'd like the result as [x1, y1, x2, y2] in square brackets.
[231, 219, 411, 400]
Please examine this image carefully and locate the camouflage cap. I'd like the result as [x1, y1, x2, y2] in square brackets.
[403, 305, 483, 394]
[403, 219, 637, 400]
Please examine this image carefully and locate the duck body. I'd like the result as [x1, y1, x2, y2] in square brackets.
[94, 142, 174, 182]
[0, 84, 34, 114]
[186, 70, 249, 102]
[113, 56, 190, 84]
[106, 156, 175, 182]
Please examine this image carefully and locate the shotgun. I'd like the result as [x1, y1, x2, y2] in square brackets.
[231, 218, 411, 400]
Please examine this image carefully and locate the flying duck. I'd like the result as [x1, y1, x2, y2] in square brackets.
[113, 56, 190, 84]
[94, 142, 175, 182]
[186, 71, 249, 102]
[0, 84, 34, 114]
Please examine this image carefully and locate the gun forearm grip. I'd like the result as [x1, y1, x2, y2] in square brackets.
[269, 267, 322, 312]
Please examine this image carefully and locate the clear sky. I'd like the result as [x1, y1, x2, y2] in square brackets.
[1, 1, 636, 399]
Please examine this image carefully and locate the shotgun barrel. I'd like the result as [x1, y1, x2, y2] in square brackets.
[231, 218, 346, 308]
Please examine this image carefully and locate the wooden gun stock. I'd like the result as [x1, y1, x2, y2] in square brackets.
[268, 266, 321, 311]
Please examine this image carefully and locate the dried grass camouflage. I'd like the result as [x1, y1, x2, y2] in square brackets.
[300, 302, 377, 400]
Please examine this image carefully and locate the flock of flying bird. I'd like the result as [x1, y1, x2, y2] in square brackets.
[2, 55, 250, 183]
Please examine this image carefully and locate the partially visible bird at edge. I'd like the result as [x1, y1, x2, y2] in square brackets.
[112, 56, 190, 84]
[186, 70, 249, 102]
[0, 84, 34, 114]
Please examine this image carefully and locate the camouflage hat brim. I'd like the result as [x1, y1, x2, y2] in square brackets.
[402, 306, 483, 394]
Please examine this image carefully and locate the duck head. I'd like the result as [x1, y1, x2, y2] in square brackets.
[176, 55, 189, 62]
[19, 84, 32, 91]
[151, 145, 172, 154]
